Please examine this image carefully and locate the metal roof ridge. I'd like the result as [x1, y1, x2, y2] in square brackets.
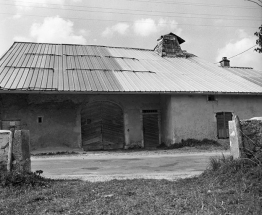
[13, 41, 153, 52]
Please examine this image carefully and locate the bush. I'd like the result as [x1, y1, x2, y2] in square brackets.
[0, 170, 52, 187]
[203, 155, 262, 192]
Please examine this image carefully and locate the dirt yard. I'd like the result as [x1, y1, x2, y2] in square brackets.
[32, 149, 230, 181]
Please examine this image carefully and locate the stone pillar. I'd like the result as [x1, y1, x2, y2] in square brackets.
[0, 130, 12, 171]
[12, 130, 31, 172]
[229, 115, 244, 159]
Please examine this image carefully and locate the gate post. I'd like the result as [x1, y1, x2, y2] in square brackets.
[0, 130, 12, 171]
[12, 130, 31, 172]
[229, 115, 244, 159]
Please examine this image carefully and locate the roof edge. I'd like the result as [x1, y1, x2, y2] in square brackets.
[12, 41, 153, 52]
[1, 90, 262, 96]
[0, 42, 16, 62]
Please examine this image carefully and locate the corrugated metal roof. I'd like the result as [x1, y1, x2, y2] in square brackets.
[0, 42, 262, 94]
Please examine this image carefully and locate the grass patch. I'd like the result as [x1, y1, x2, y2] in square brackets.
[158, 138, 228, 150]
[0, 157, 261, 214]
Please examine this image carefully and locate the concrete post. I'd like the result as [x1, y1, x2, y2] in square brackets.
[229, 115, 244, 159]
[12, 130, 31, 172]
[0, 130, 12, 171]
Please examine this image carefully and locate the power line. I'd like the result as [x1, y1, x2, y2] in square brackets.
[2, 2, 261, 22]
[0, 12, 259, 29]
[2, 0, 260, 19]
[214, 45, 258, 63]
[228, 45, 258, 59]
[125, 0, 258, 9]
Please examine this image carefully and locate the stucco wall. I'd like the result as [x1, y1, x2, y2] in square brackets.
[0, 94, 80, 150]
[170, 94, 262, 144]
[160, 95, 173, 145]
[0, 93, 160, 150]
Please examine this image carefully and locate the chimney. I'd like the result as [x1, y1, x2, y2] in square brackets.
[154, 32, 185, 57]
[220, 57, 230, 67]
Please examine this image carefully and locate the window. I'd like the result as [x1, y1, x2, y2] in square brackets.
[207, 95, 216, 101]
[37, 116, 43, 124]
[216, 112, 232, 139]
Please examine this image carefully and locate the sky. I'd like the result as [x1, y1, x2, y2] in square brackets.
[0, 0, 262, 70]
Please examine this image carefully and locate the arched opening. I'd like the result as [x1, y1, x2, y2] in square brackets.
[81, 101, 124, 150]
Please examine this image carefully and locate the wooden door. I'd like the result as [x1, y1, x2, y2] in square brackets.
[143, 110, 160, 148]
[81, 102, 103, 150]
[81, 101, 124, 150]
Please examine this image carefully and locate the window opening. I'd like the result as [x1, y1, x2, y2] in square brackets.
[216, 112, 232, 139]
[207, 95, 216, 101]
[37, 116, 43, 124]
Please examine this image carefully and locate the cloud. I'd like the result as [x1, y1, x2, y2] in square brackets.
[102, 23, 130, 37]
[13, 36, 31, 42]
[30, 16, 86, 44]
[216, 30, 262, 70]
[133, 18, 182, 37]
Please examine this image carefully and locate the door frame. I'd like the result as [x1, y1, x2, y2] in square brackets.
[141, 109, 161, 148]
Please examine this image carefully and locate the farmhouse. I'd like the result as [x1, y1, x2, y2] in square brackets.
[0, 33, 261, 151]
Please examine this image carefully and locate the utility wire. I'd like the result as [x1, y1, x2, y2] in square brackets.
[214, 45, 258, 63]
[2, 2, 260, 21]
[228, 45, 258, 59]
[125, 0, 258, 9]
[0, 12, 259, 29]
[2, 0, 260, 19]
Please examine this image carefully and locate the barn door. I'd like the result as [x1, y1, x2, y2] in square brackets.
[81, 101, 124, 150]
[142, 110, 160, 148]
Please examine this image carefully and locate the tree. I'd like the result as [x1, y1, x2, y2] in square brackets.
[254, 25, 262, 53]
[245, 0, 262, 53]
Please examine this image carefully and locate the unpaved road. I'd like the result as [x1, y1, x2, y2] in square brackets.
[32, 150, 230, 182]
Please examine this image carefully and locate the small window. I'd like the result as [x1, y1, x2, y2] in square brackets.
[216, 112, 232, 139]
[37, 116, 43, 124]
[207, 95, 216, 101]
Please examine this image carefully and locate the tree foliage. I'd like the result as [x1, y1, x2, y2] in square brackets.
[254, 25, 262, 53]
[245, 0, 262, 53]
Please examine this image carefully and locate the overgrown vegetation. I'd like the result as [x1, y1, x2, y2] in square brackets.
[33, 151, 79, 156]
[1, 155, 261, 214]
[158, 138, 228, 150]
[0, 169, 52, 187]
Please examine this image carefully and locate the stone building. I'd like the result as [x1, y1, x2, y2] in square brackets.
[0, 33, 261, 151]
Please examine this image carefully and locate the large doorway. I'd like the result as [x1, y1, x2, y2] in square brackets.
[142, 110, 160, 148]
[81, 101, 124, 150]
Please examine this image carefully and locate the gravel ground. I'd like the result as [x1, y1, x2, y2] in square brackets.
[32, 148, 230, 182]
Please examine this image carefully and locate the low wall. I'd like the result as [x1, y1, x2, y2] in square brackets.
[0, 131, 11, 171]
[240, 119, 262, 159]
[229, 116, 262, 159]
[0, 130, 30, 172]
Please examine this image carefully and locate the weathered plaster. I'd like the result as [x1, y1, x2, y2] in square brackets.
[0, 94, 160, 150]
[160, 95, 173, 146]
[170, 94, 262, 144]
